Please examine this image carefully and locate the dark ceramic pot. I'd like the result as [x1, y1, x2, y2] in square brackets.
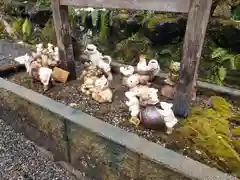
[139, 105, 165, 130]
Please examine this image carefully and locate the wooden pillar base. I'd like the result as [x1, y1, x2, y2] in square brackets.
[173, 0, 212, 117]
[51, 0, 76, 80]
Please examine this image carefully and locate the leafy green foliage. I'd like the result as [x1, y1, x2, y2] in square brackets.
[22, 18, 32, 37]
[232, 6, 240, 20]
[207, 47, 240, 85]
[36, 0, 51, 8]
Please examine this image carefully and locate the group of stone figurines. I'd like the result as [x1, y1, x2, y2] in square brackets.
[14, 43, 63, 91]
[14, 43, 185, 134]
[83, 44, 182, 134]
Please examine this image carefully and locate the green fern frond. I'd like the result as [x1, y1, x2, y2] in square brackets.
[91, 10, 99, 27]
[81, 11, 87, 25]
[99, 10, 109, 40]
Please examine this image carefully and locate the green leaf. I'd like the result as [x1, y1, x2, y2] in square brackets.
[221, 54, 235, 61]
[218, 66, 227, 81]
[91, 10, 98, 27]
[22, 18, 32, 37]
[232, 6, 240, 20]
[81, 11, 87, 25]
[235, 54, 240, 68]
[211, 48, 227, 59]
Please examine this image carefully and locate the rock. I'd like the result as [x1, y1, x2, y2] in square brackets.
[208, 21, 240, 53]
[143, 14, 186, 45]
[30, 9, 52, 27]
[160, 85, 176, 99]
[224, 69, 240, 89]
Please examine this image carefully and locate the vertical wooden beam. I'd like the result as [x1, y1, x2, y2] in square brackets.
[173, 0, 212, 117]
[51, 0, 76, 80]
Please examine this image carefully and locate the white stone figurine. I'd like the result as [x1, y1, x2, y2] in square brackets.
[84, 44, 112, 80]
[36, 43, 43, 55]
[125, 74, 140, 88]
[14, 53, 31, 66]
[98, 55, 113, 81]
[84, 44, 103, 66]
[125, 91, 140, 117]
[53, 47, 60, 62]
[137, 55, 149, 72]
[120, 66, 134, 76]
[120, 65, 135, 85]
[147, 59, 160, 77]
[130, 86, 159, 106]
[47, 43, 54, 53]
[91, 75, 113, 103]
[158, 102, 178, 134]
[145, 88, 159, 105]
[38, 67, 53, 91]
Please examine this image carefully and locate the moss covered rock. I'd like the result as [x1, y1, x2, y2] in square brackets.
[143, 14, 186, 45]
[176, 96, 240, 177]
[208, 20, 240, 53]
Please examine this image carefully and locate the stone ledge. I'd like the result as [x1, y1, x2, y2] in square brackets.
[0, 78, 237, 180]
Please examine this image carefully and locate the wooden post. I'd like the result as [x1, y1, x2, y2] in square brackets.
[51, 0, 76, 80]
[173, 0, 212, 117]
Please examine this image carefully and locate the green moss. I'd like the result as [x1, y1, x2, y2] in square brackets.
[147, 14, 177, 31]
[177, 96, 240, 177]
[232, 139, 240, 152]
[211, 96, 233, 118]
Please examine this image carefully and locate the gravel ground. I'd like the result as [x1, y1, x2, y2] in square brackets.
[0, 118, 82, 180]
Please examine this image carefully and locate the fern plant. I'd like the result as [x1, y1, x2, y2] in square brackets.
[22, 18, 32, 41]
[208, 47, 240, 85]
[211, 47, 238, 69]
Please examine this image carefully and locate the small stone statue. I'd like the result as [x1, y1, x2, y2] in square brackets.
[158, 102, 178, 134]
[84, 44, 113, 81]
[164, 60, 180, 86]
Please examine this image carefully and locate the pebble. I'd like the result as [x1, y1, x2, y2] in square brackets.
[0, 118, 84, 180]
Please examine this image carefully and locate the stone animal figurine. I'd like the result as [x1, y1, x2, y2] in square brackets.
[17, 53, 53, 91]
[38, 67, 53, 91]
[120, 65, 135, 85]
[136, 55, 148, 72]
[147, 59, 160, 77]
[125, 91, 140, 118]
[84, 44, 113, 80]
[91, 75, 113, 103]
[47, 43, 54, 55]
[14, 53, 33, 73]
[80, 65, 103, 82]
[80, 65, 104, 95]
[130, 86, 159, 106]
[142, 88, 159, 105]
[84, 44, 103, 66]
[120, 65, 134, 76]
[164, 60, 180, 86]
[98, 55, 113, 81]
[124, 74, 140, 88]
[136, 57, 160, 85]
[36, 43, 43, 55]
[158, 102, 178, 134]
[80, 76, 98, 95]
